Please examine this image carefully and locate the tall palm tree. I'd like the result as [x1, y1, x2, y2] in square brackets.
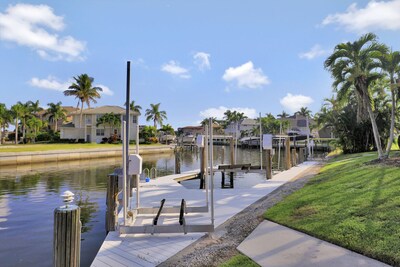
[46, 102, 67, 132]
[64, 74, 103, 128]
[129, 100, 142, 115]
[380, 50, 400, 156]
[324, 33, 388, 159]
[11, 102, 24, 144]
[0, 103, 12, 144]
[145, 103, 167, 128]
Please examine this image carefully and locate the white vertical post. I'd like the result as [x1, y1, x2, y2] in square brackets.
[277, 121, 282, 170]
[136, 121, 140, 209]
[209, 118, 214, 225]
[306, 116, 311, 159]
[204, 125, 209, 207]
[259, 112, 262, 169]
[122, 121, 127, 226]
[234, 122, 238, 164]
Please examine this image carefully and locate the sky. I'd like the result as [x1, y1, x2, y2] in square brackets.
[2, 0, 400, 128]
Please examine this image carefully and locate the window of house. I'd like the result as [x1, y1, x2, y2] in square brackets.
[86, 115, 92, 124]
[132, 116, 137, 124]
[297, 120, 306, 127]
[96, 128, 105, 136]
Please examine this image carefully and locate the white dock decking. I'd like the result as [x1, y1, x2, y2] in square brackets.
[91, 162, 319, 267]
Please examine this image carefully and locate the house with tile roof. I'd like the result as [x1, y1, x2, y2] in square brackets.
[60, 105, 139, 143]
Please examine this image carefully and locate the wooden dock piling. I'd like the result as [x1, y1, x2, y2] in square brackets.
[265, 149, 272, 180]
[285, 137, 291, 170]
[291, 148, 297, 166]
[106, 174, 119, 232]
[175, 150, 181, 174]
[54, 205, 81, 267]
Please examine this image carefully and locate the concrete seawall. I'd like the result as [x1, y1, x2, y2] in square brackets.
[0, 145, 175, 166]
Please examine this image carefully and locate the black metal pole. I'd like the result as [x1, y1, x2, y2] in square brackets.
[125, 61, 131, 176]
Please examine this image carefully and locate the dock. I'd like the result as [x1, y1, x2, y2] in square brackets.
[91, 161, 319, 267]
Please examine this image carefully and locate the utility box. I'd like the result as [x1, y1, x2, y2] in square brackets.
[128, 154, 142, 175]
[263, 134, 273, 150]
[196, 135, 204, 147]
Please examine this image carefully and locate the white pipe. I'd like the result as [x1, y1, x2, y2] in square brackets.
[307, 116, 311, 159]
[204, 125, 209, 208]
[209, 118, 214, 225]
[259, 112, 262, 169]
[122, 121, 127, 226]
[136, 122, 139, 209]
[277, 121, 282, 170]
[235, 122, 238, 164]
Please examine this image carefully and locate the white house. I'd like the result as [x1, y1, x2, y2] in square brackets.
[224, 118, 258, 137]
[60, 105, 139, 143]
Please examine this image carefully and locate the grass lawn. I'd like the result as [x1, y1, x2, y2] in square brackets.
[0, 143, 164, 153]
[219, 253, 259, 267]
[264, 151, 400, 266]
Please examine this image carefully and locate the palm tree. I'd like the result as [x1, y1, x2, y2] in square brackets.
[46, 102, 67, 132]
[11, 102, 24, 144]
[96, 112, 121, 138]
[159, 124, 175, 135]
[0, 103, 12, 144]
[295, 107, 312, 117]
[277, 111, 290, 119]
[27, 100, 43, 115]
[26, 116, 43, 143]
[324, 33, 388, 159]
[129, 100, 142, 115]
[145, 103, 167, 128]
[380, 50, 400, 156]
[64, 74, 103, 128]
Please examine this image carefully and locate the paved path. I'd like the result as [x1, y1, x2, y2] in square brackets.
[238, 221, 390, 267]
[91, 162, 319, 266]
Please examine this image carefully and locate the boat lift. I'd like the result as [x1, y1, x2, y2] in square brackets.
[119, 118, 215, 235]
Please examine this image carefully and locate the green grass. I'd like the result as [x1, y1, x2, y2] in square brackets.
[264, 151, 400, 266]
[0, 143, 163, 153]
[219, 254, 259, 267]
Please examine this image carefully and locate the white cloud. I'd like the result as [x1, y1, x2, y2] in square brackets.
[29, 76, 69, 91]
[280, 93, 314, 113]
[321, 0, 400, 33]
[0, 4, 86, 61]
[161, 60, 191, 79]
[193, 52, 211, 71]
[96, 84, 114, 96]
[299, 44, 327, 60]
[29, 76, 114, 96]
[199, 106, 257, 120]
[222, 61, 270, 89]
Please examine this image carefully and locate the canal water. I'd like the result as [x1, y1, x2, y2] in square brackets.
[0, 146, 321, 267]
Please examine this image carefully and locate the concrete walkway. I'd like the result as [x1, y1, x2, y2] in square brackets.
[238, 221, 390, 267]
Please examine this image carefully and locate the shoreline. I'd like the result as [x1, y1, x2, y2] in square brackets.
[0, 145, 175, 166]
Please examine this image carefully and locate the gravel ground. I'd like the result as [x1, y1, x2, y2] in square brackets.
[159, 163, 323, 267]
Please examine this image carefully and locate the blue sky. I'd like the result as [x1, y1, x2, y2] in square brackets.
[1, 0, 400, 128]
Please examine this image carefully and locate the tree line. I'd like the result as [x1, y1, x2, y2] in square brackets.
[0, 73, 169, 144]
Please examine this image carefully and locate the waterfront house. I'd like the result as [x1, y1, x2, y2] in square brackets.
[60, 105, 139, 143]
[224, 118, 258, 137]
